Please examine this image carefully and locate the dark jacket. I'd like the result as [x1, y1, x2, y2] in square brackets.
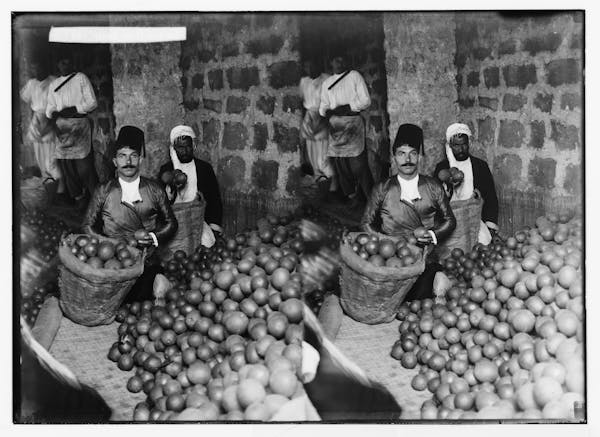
[433, 156, 499, 225]
[82, 177, 177, 245]
[159, 159, 223, 228]
[361, 175, 456, 242]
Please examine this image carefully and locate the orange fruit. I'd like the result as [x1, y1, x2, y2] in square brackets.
[237, 379, 267, 409]
[511, 309, 536, 332]
[473, 359, 498, 383]
[555, 309, 579, 337]
[533, 377, 564, 407]
[244, 402, 270, 421]
[247, 363, 270, 387]
[268, 369, 298, 398]
[542, 362, 566, 385]
[542, 400, 569, 419]
[221, 385, 242, 412]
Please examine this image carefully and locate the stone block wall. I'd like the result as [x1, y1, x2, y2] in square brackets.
[455, 12, 583, 200]
[109, 14, 185, 179]
[383, 13, 459, 175]
[180, 14, 303, 201]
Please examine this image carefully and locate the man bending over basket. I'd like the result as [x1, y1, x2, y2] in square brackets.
[361, 123, 456, 300]
[434, 123, 499, 245]
[82, 125, 178, 303]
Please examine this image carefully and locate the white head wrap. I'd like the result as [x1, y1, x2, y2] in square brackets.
[170, 125, 196, 145]
[168, 125, 198, 203]
[445, 123, 472, 144]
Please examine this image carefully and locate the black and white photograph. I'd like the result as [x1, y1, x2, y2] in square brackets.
[9, 6, 593, 430]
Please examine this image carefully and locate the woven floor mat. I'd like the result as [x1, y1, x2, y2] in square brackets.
[334, 315, 430, 420]
[49, 317, 145, 421]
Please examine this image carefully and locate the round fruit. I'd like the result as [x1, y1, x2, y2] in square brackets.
[268, 369, 297, 398]
[237, 378, 267, 409]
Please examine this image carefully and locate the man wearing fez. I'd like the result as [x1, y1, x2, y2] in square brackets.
[361, 124, 456, 300]
[158, 125, 223, 236]
[82, 125, 178, 302]
[434, 123, 499, 245]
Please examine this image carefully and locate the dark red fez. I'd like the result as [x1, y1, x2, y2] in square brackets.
[392, 123, 424, 155]
[115, 125, 145, 156]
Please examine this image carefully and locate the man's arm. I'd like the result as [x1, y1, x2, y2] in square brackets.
[151, 183, 178, 245]
[478, 160, 499, 229]
[81, 185, 106, 239]
[318, 80, 331, 118]
[360, 182, 386, 234]
[349, 71, 371, 113]
[431, 180, 456, 243]
[77, 73, 98, 114]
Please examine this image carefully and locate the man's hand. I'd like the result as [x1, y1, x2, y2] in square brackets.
[136, 234, 155, 248]
[416, 233, 434, 246]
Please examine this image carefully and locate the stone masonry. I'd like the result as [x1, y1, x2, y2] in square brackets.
[383, 13, 460, 175]
[180, 14, 302, 200]
[454, 12, 583, 198]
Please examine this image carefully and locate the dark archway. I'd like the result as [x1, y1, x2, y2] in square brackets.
[298, 12, 390, 183]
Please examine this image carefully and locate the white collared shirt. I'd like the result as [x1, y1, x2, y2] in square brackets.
[319, 70, 371, 117]
[46, 72, 97, 118]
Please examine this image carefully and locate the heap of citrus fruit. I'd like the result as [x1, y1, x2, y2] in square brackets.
[392, 212, 584, 420]
[345, 233, 421, 268]
[63, 235, 139, 270]
[108, 208, 345, 421]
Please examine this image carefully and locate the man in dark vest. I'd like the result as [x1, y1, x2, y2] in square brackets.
[82, 125, 177, 302]
[361, 124, 456, 300]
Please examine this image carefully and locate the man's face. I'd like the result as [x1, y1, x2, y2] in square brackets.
[113, 146, 142, 180]
[394, 145, 420, 178]
[57, 58, 73, 76]
[331, 56, 346, 74]
[303, 61, 315, 78]
[450, 134, 470, 161]
[173, 136, 194, 163]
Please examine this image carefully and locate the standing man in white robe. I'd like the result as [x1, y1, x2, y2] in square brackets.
[319, 51, 373, 210]
[299, 59, 337, 195]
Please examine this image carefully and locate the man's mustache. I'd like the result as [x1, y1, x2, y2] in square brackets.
[402, 163, 416, 167]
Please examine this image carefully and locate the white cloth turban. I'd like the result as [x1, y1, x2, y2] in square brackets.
[445, 123, 472, 143]
[170, 125, 196, 145]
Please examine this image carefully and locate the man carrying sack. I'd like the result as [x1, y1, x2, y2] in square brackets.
[319, 51, 373, 210]
[361, 124, 456, 300]
[158, 125, 223, 249]
[82, 125, 178, 303]
[434, 123, 499, 245]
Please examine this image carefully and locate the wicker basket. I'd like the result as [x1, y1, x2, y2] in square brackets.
[58, 234, 144, 326]
[338, 232, 426, 325]
[436, 192, 484, 260]
[159, 195, 206, 260]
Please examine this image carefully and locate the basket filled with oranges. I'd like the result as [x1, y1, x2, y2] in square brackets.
[339, 232, 426, 324]
[58, 234, 145, 326]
